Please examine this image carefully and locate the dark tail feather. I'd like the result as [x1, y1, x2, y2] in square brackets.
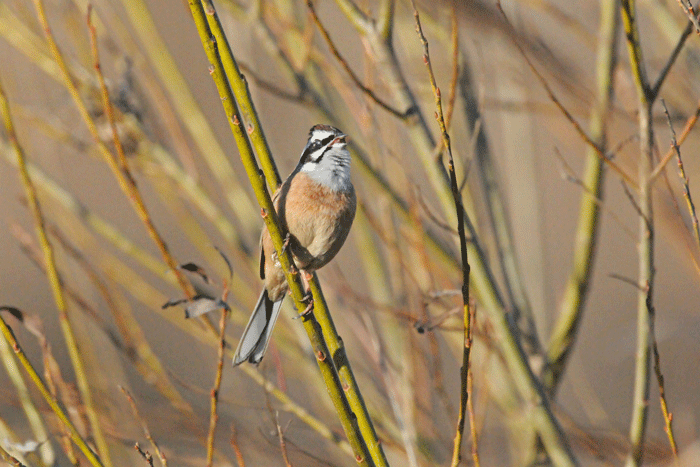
[232, 290, 283, 366]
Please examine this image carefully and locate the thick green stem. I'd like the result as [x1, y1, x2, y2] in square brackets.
[546, 0, 620, 392]
[186, 1, 374, 463]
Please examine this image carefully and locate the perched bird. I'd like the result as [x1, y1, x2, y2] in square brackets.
[233, 124, 357, 366]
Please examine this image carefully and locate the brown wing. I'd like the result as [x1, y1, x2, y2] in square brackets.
[259, 184, 286, 280]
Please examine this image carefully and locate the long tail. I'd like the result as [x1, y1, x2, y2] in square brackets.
[232, 290, 283, 366]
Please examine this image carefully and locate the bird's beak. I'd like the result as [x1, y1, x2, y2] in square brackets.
[332, 134, 348, 146]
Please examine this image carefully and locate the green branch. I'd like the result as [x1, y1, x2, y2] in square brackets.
[186, 1, 379, 464]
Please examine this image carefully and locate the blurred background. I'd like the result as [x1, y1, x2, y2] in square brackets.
[1, 0, 700, 465]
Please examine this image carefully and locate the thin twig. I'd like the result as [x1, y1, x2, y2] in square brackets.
[119, 387, 168, 467]
[238, 62, 315, 106]
[621, 182, 648, 228]
[650, 20, 693, 99]
[444, 6, 460, 131]
[134, 444, 155, 467]
[410, 4, 473, 466]
[307, 0, 409, 119]
[467, 303, 480, 467]
[230, 423, 246, 467]
[275, 413, 293, 467]
[206, 305, 229, 467]
[496, 1, 636, 190]
[651, 99, 700, 181]
[1, 72, 108, 467]
[651, 336, 678, 456]
[661, 100, 700, 250]
[34, 0, 195, 300]
[553, 147, 636, 240]
[608, 273, 645, 290]
[87, 6, 129, 171]
[0, 309, 104, 467]
[676, 0, 700, 35]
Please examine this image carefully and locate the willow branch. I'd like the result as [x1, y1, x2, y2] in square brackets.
[620, 1, 655, 464]
[206, 307, 229, 467]
[33, 0, 195, 299]
[307, 0, 409, 119]
[545, 0, 620, 393]
[662, 101, 700, 250]
[308, 274, 389, 467]
[410, 5, 474, 465]
[200, 0, 281, 188]
[0, 309, 104, 467]
[1, 67, 112, 466]
[186, 1, 373, 464]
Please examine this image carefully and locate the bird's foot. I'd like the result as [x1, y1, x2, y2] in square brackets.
[281, 232, 291, 254]
[301, 295, 314, 316]
[293, 293, 314, 319]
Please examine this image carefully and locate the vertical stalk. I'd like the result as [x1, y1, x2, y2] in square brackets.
[620, 1, 655, 464]
[546, 0, 620, 392]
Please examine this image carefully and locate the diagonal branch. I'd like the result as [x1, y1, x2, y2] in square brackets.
[187, 1, 379, 465]
[307, 0, 411, 119]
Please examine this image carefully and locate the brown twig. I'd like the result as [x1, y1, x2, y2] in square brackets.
[307, 0, 410, 119]
[410, 4, 473, 465]
[467, 303, 480, 467]
[230, 423, 246, 467]
[134, 444, 155, 467]
[651, 99, 700, 181]
[119, 387, 167, 467]
[36, 0, 195, 301]
[661, 100, 700, 250]
[495, 1, 636, 190]
[651, 335, 678, 456]
[676, 0, 700, 35]
[87, 6, 129, 170]
[275, 412, 293, 467]
[206, 292, 230, 467]
[238, 62, 315, 106]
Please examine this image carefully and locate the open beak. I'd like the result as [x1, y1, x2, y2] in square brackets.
[332, 134, 348, 146]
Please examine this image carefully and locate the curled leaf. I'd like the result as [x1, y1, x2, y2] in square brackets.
[0, 306, 24, 323]
[184, 296, 230, 319]
[178, 262, 209, 284]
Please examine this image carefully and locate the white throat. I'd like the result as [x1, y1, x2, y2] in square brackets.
[301, 145, 352, 192]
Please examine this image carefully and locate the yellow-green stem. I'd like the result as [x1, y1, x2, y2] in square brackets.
[186, 1, 373, 463]
[1, 74, 111, 467]
[0, 311, 104, 467]
[620, 1, 655, 464]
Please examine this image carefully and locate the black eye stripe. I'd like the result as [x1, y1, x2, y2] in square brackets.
[300, 134, 337, 163]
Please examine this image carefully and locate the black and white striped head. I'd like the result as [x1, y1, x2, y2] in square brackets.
[298, 124, 352, 191]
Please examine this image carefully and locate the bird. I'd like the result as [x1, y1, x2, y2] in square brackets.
[233, 124, 357, 366]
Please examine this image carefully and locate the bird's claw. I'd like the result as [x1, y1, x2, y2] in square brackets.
[281, 233, 291, 254]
